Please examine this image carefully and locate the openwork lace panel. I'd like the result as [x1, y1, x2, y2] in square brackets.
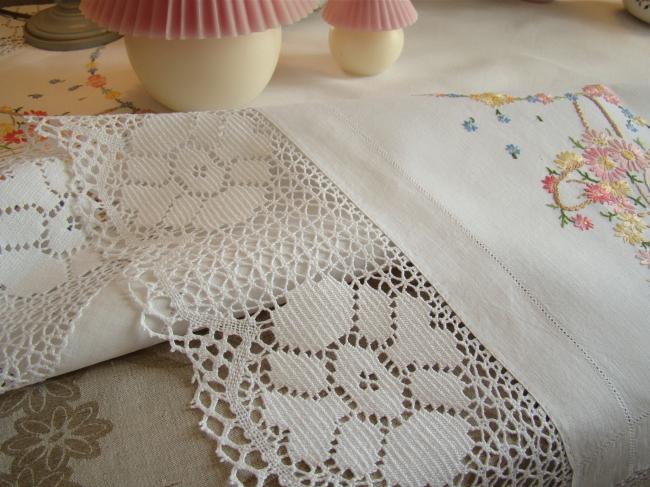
[3, 110, 572, 485]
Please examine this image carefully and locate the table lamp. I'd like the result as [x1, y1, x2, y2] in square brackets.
[79, 0, 318, 111]
[322, 0, 417, 76]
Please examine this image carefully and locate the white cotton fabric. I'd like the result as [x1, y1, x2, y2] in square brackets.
[264, 92, 650, 487]
[2, 109, 573, 486]
[3, 0, 649, 381]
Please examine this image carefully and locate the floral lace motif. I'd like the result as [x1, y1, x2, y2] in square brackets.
[20, 109, 574, 485]
[0, 138, 121, 391]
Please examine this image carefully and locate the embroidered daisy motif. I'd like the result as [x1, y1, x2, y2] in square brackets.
[554, 151, 584, 172]
[584, 147, 626, 181]
[615, 213, 646, 245]
[581, 129, 611, 148]
[607, 139, 648, 172]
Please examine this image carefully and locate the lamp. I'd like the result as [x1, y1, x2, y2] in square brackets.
[80, 0, 319, 111]
[322, 0, 417, 76]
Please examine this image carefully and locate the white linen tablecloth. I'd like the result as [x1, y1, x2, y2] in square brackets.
[1, 3, 650, 486]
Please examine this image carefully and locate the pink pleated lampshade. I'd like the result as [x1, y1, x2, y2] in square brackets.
[321, 0, 417, 31]
[80, 0, 319, 39]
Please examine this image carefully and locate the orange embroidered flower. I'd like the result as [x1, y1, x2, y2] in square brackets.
[86, 74, 107, 88]
[22, 110, 47, 117]
[3, 129, 26, 144]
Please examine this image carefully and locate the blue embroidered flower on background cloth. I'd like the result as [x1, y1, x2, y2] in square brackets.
[496, 110, 511, 124]
[564, 93, 579, 102]
[621, 107, 635, 119]
[463, 117, 478, 132]
[526, 95, 540, 103]
[506, 144, 521, 159]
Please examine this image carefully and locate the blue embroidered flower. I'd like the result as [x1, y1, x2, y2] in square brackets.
[496, 111, 511, 124]
[621, 107, 635, 119]
[626, 119, 639, 133]
[526, 95, 539, 103]
[506, 144, 521, 159]
[463, 117, 478, 132]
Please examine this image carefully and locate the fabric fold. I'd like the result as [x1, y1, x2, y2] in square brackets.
[1, 86, 648, 486]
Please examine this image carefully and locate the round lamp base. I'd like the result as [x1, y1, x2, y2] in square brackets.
[125, 29, 282, 111]
[329, 28, 404, 77]
[24, 1, 121, 51]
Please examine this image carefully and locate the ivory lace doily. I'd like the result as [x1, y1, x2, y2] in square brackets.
[1, 109, 572, 485]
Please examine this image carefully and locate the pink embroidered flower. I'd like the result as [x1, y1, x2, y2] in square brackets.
[583, 147, 625, 181]
[582, 84, 621, 105]
[573, 214, 594, 231]
[542, 175, 557, 193]
[584, 184, 614, 203]
[636, 250, 650, 269]
[581, 129, 611, 148]
[609, 197, 635, 215]
[607, 139, 648, 172]
[535, 93, 554, 105]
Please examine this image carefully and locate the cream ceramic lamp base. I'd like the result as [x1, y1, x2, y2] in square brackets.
[623, 0, 650, 24]
[125, 28, 282, 111]
[329, 27, 404, 76]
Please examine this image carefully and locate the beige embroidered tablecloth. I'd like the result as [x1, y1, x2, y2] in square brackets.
[2, 2, 650, 487]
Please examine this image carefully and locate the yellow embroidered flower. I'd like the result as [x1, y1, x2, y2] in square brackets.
[554, 151, 584, 172]
[0, 105, 13, 114]
[0, 122, 14, 137]
[615, 213, 645, 245]
[85, 60, 97, 70]
[602, 180, 631, 198]
[469, 93, 515, 108]
[104, 89, 121, 100]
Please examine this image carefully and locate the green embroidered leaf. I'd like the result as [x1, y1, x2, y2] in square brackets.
[569, 136, 585, 150]
[559, 210, 573, 228]
[599, 211, 617, 222]
[633, 137, 647, 150]
[629, 195, 647, 208]
[577, 170, 599, 183]
[627, 171, 643, 184]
